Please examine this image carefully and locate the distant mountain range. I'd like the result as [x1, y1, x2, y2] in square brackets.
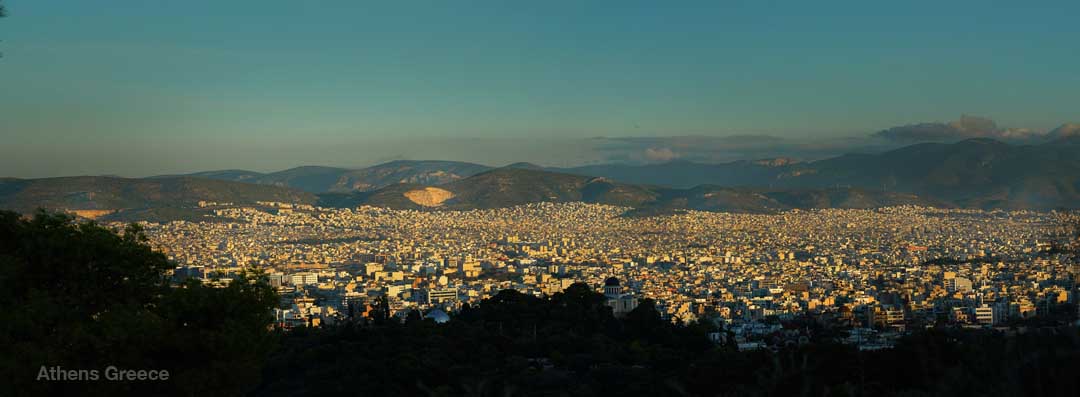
[316, 168, 661, 211]
[153, 160, 492, 193]
[0, 176, 317, 222]
[777, 137, 1080, 209]
[2, 137, 1078, 221]
[560, 136, 1080, 209]
[317, 167, 941, 213]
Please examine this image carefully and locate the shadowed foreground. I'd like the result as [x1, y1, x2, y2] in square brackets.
[1, 210, 1078, 396]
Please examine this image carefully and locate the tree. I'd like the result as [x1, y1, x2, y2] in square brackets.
[625, 298, 666, 337]
[154, 270, 280, 394]
[0, 210, 279, 396]
[371, 294, 391, 324]
[404, 309, 423, 325]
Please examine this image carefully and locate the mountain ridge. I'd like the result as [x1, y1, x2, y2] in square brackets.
[153, 160, 492, 193]
[3, 139, 1079, 220]
[0, 176, 318, 222]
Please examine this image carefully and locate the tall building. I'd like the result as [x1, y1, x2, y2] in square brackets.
[945, 277, 973, 293]
[289, 272, 319, 286]
[885, 307, 906, 326]
[460, 260, 481, 278]
[267, 273, 284, 289]
[426, 288, 458, 305]
[974, 302, 1006, 326]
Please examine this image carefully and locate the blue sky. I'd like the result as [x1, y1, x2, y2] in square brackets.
[1, 0, 1078, 177]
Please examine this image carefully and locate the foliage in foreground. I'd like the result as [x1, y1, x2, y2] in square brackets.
[257, 288, 1080, 397]
[0, 210, 279, 396]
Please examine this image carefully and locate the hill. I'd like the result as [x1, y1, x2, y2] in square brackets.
[335, 160, 492, 192]
[327, 167, 941, 214]
[781, 138, 1080, 209]
[253, 166, 354, 193]
[560, 159, 793, 188]
[620, 185, 942, 216]
[0, 176, 317, 221]
[342, 167, 659, 210]
[6, 139, 1078, 218]
[441, 168, 657, 209]
[161, 160, 491, 193]
[164, 169, 266, 182]
[158, 166, 353, 193]
[149, 138, 1080, 210]
[550, 139, 1080, 210]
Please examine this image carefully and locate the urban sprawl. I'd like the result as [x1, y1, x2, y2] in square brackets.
[121, 202, 1080, 350]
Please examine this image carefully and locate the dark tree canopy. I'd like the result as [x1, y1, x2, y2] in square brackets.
[256, 281, 1080, 396]
[0, 210, 279, 396]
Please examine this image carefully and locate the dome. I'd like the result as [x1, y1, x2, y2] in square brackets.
[604, 277, 620, 287]
[424, 309, 450, 324]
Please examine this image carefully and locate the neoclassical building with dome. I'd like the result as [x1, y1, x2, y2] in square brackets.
[603, 277, 638, 317]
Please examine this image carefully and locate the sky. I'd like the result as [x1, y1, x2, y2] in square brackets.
[1, 0, 1078, 177]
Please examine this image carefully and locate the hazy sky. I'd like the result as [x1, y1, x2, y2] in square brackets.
[2, 0, 1078, 177]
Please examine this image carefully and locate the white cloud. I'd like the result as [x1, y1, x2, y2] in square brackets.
[643, 147, 679, 162]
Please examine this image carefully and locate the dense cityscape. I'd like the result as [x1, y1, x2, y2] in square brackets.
[5, 1, 1080, 394]
[130, 202, 1080, 350]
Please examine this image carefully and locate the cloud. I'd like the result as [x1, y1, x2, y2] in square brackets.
[1047, 123, 1080, 140]
[874, 122, 968, 143]
[643, 147, 679, 162]
[873, 115, 1048, 144]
